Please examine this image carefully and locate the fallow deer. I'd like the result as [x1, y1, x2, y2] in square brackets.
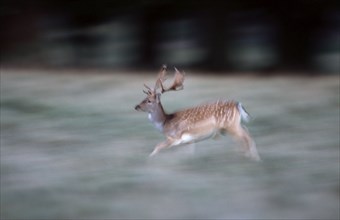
[135, 65, 261, 161]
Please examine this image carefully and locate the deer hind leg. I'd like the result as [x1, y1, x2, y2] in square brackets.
[227, 124, 261, 161]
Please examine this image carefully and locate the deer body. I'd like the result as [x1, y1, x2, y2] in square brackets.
[135, 66, 261, 161]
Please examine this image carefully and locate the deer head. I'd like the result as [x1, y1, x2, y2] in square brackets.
[135, 65, 185, 113]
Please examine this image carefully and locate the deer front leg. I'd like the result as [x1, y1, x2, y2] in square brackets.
[149, 138, 178, 157]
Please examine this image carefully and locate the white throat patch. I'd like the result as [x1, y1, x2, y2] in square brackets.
[148, 113, 163, 132]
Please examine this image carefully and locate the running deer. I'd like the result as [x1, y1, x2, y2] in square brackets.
[135, 66, 261, 161]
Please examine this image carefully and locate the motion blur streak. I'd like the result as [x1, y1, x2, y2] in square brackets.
[1, 70, 339, 219]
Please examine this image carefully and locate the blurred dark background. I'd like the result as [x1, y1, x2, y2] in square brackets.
[1, 0, 339, 73]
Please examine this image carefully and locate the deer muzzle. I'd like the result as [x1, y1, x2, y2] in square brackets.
[135, 104, 141, 111]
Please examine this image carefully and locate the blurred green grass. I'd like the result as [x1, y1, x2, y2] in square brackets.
[1, 69, 339, 219]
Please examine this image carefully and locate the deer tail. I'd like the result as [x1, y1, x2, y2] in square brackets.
[237, 102, 251, 123]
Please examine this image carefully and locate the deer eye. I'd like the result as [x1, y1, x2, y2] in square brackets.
[147, 100, 152, 103]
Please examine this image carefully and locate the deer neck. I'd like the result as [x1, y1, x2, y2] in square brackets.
[148, 102, 167, 132]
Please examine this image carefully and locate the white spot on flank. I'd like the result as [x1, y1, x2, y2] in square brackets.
[182, 134, 194, 143]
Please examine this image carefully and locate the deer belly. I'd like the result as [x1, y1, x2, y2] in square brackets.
[177, 118, 219, 144]
[180, 133, 196, 143]
[180, 130, 217, 144]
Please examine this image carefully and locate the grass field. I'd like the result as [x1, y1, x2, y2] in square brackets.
[1, 69, 339, 219]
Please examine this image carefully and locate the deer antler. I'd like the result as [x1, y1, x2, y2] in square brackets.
[154, 64, 168, 92]
[157, 66, 185, 93]
[143, 65, 185, 96]
[143, 65, 167, 95]
[164, 67, 185, 92]
[143, 84, 153, 95]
